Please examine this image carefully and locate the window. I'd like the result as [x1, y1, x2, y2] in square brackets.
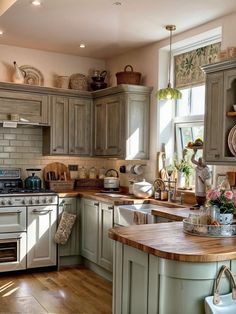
[174, 84, 205, 159]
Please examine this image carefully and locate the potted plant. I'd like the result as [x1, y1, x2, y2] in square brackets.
[174, 150, 193, 189]
[206, 189, 236, 224]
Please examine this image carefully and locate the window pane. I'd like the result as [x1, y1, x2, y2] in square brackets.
[191, 85, 205, 115]
[180, 127, 193, 148]
[192, 125, 204, 141]
[176, 88, 190, 116]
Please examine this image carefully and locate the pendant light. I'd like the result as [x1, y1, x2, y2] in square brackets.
[156, 25, 182, 100]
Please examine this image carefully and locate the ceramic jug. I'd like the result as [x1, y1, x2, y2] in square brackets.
[12, 61, 26, 84]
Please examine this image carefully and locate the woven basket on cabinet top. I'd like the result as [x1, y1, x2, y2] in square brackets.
[116, 65, 141, 85]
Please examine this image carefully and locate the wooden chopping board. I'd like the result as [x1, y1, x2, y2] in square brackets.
[43, 162, 70, 181]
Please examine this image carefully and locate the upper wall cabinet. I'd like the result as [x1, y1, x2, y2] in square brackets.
[43, 95, 92, 156]
[93, 85, 152, 159]
[203, 59, 236, 164]
[0, 82, 49, 124]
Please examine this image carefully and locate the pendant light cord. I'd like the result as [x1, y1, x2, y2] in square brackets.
[168, 28, 172, 88]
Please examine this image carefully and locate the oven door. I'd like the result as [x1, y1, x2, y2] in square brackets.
[0, 232, 26, 272]
[0, 207, 26, 232]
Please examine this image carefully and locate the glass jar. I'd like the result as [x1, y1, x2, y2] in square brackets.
[98, 167, 106, 179]
[79, 166, 87, 179]
[89, 167, 97, 179]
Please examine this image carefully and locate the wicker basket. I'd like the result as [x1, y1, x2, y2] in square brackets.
[46, 180, 75, 191]
[116, 65, 141, 85]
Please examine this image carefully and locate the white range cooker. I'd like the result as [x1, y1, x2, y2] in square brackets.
[0, 168, 58, 272]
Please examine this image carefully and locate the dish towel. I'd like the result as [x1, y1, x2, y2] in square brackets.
[54, 211, 76, 245]
[133, 211, 147, 225]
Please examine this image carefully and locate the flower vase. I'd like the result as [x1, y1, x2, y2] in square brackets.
[177, 171, 185, 189]
[219, 213, 233, 225]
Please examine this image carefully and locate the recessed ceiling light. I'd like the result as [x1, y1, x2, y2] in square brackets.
[80, 43, 86, 48]
[0, 30, 3, 36]
[31, 0, 41, 6]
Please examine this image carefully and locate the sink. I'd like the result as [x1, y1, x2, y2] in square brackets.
[119, 204, 165, 212]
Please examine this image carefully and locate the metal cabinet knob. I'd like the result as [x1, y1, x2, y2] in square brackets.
[215, 154, 220, 158]
[108, 206, 114, 210]
[94, 202, 99, 206]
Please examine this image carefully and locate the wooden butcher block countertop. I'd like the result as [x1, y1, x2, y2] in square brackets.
[109, 222, 236, 262]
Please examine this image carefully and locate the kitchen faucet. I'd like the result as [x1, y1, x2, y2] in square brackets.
[164, 178, 183, 204]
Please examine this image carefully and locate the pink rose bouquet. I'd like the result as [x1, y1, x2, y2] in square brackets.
[207, 188, 236, 214]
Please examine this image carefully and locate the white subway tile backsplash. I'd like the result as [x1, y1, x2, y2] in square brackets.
[0, 127, 125, 181]
[4, 134, 16, 140]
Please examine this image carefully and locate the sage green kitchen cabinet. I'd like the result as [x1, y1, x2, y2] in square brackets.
[203, 71, 224, 162]
[27, 205, 57, 269]
[81, 198, 99, 263]
[0, 82, 49, 124]
[43, 95, 92, 156]
[93, 85, 152, 159]
[69, 98, 92, 155]
[113, 242, 234, 314]
[98, 202, 114, 271]
[122, 245, 149, 314]
[202, 59, 236, 164]
[58, 197, 80, 258]
[81, 198, 114, 271]
[94, 94, 125, 156]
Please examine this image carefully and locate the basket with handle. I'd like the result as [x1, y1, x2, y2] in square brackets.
[116, 65, 141, 85]
[205, 265, 236, 313]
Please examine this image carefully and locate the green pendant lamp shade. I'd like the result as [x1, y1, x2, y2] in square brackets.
[156, 25, 182, 101]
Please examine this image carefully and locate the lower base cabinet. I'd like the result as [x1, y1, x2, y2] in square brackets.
[58, 197, 80, 258]
[27, 205, 57, 269]
[81, 198, 113, 272]
[113, 242, 235, 314]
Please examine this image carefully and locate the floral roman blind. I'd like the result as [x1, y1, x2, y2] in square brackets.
[174, 42, 221, 88]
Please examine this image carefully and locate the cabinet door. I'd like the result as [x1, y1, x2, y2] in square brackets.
[94, 95, 124, 156]
[69, 98, 92, 156]
[81, 198, 99, 263]
[98, 203, 114, 271]
[126, 93, 149, 159]
[204, 72, 224, 162]
[122, 245, 149, 314]
[0, 89, 48, 124]
[58, 197, 79, 257]
[50, 96, 69, 154]
[27, 205, 57, 268]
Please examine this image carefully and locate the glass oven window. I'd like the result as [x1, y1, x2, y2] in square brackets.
[0, 242, 17, 263]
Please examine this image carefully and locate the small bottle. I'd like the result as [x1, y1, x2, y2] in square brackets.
[154, 189, 161, 200]
[161, 190, 168, 201]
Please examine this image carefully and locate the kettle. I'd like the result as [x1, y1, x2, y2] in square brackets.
[104, 169, 119, 190]
[25, 169, 42, 190]
[12, 61, 26, 84]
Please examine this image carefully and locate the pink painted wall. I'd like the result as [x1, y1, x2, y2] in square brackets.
[0, 44, 105, 87]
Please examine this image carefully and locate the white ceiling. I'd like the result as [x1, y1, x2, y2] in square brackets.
[0, 0, 236, 59]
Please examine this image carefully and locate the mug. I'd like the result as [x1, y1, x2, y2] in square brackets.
[133, 165, 143, 175]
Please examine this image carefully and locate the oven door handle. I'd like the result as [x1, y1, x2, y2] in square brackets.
[0, 210, 22, 214]
[32, 209, 53, 214]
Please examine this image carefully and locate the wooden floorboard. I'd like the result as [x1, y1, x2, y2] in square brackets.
[0, 266, 112, 314]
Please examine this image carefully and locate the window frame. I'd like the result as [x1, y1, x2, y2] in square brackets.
[174, 115, 204, 159]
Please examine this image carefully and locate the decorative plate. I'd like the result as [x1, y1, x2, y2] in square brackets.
[69, 73, 88, 91]
[20, 65, 44, 86]
[227, 125, 236, 156]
